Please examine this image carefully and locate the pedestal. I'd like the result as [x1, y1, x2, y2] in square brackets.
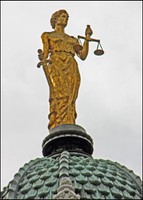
[42, 124, 93, 157]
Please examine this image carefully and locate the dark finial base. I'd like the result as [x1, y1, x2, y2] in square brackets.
[42, 124, 94, 157]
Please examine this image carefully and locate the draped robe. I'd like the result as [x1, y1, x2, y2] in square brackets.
[42, 32, 81, 129]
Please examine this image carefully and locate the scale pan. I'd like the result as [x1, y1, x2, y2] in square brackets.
[94, 49, 104, 56]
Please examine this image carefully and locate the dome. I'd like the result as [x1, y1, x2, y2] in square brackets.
[1, 151, 142, 199]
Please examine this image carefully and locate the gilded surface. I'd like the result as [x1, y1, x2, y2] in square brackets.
[38, 10, 93, 129]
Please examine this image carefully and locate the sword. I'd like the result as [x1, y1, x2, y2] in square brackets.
[37, 49, 52, 68]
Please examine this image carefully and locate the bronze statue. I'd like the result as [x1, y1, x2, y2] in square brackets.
[37, 9, 103, 130]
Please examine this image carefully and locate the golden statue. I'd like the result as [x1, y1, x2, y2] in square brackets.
[37, 9, 103, 130]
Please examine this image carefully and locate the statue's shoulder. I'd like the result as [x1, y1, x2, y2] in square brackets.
[64, 34, 78, 41]
[69, 35, 79, 43]
[70, 35, 77, 39]
[41, 31, 53, 39]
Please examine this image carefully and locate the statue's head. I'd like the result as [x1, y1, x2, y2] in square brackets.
[50, 9, 69, 29]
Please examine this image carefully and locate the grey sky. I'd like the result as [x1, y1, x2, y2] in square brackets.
[1, 1, 142, 190]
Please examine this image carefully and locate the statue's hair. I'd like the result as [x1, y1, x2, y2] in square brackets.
[50, 9, 69, 29]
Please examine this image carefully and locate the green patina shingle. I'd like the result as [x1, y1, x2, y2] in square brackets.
[1, 153, 142, 199]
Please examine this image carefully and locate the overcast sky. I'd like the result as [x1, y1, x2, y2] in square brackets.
[1, 1, 142, 190]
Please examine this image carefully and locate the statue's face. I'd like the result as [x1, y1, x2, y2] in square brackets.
[56, 12, 68, 27]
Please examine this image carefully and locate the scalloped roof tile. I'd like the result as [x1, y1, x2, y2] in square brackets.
[1, 153, 142, 199]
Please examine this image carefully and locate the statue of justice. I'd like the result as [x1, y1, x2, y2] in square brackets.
[37, 9, 104, 130]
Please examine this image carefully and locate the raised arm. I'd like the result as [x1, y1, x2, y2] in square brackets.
[77, 40, 89, 60]
[76, 25, 93, 60]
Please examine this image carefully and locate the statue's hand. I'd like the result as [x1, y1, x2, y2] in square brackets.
[85, 25, 93, 39]
[38, 49, 44, 61]
[37, 49, 52, 68]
